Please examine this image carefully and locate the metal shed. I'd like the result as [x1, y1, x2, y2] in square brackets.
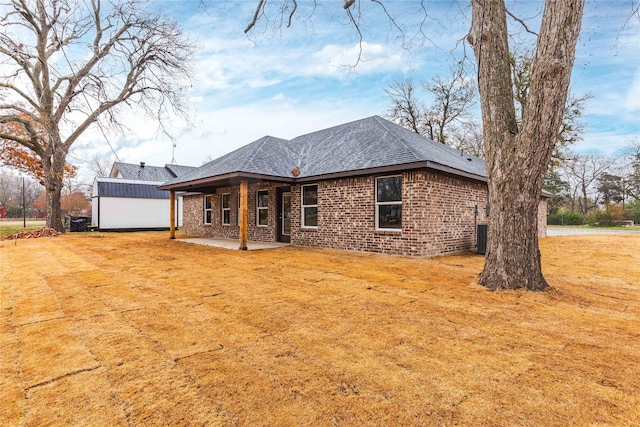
[91, 178, 183, 231]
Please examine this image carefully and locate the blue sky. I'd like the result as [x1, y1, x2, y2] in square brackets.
[72, 0, 640, 178]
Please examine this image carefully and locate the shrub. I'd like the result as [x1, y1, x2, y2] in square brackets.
[547, 213, 562, 225]
[6, 205, 23, 218]
[563, 211, 584, 225]
[625, 200, 640, 224]
[587, 204, 625, 226]
[547, 211, 583, 225]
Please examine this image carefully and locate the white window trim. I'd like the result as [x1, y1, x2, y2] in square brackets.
[204, 194, 212, 225]
[256, 189, 268, 227]
[375, 175, 402, 232]
[221, 193, 231, 226]
[301, 184, 318, 229]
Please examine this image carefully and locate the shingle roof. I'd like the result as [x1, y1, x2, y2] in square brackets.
[111, 162, 195, 181]
[165, 164, 197, 177]
[95, 178, 170, 199]
[160, 116, 487, 189]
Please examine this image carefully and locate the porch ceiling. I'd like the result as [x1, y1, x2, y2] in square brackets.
[159, 172, 294, 193]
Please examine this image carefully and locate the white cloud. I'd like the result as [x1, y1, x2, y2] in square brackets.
[625, 67, 640, 113]
[303, 42, 415, 79]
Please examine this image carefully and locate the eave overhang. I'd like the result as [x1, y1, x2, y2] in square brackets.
[158, 161, 488, 194]
[157, 171, 295, 192]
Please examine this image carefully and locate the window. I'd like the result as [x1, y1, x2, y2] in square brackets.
[302, 184, 318, 228]
[221, 193, 230, 225]
[257, 190, 268, 226]
[376, 176, 402, 230]
[204, 194, 212, 225]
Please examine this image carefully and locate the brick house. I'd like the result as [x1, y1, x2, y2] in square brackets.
[159, 116, 547, 257]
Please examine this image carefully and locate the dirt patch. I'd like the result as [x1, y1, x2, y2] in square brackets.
[1, 232, 638, 426]
[0, 227, 61, 241]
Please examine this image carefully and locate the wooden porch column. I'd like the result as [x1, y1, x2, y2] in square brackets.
[169, 190, 176, 240]
[239, 180, 248, 250]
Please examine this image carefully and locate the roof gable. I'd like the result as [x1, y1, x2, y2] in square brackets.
[163, 136, 295, 186]
[165, 164, 197, 177]
[111, 162, 194, 181]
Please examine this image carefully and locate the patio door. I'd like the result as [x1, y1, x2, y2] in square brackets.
[277, 188, 291, 243]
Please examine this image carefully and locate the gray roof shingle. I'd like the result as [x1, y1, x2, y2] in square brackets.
[160, 116, 487, 189]
[112, 162, 195, 181]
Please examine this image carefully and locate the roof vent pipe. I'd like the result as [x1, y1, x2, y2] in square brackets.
[140, 162, 145, 168]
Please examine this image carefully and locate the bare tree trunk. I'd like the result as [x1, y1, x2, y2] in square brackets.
[468, 0, 584, 290]
[41, 148, 66, 232]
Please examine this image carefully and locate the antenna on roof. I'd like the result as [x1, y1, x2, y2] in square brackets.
[171, 142, 177, 164]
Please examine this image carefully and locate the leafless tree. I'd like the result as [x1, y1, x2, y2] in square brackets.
[467, 0, 584, 291]
[245, 0, 585, 291]
[564, 153, 614, 215]
[384, 63, 476, 146]
[0, 169, 42, 216]
[88, 153, 116, 178]
[0, 0, 194, 231]
[449, 120, 484, 158]
[423, 63, 476, 145]
[383, 79, 427, 135]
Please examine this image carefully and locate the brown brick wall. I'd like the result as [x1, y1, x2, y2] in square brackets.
[181, 169, 547, 257]
[290, 170, 488, 257]
[538, 198, 548, 238]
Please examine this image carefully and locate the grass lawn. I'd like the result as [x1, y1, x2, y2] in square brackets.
[548, 224, 640, 232]
[0, 220, 47, 237]
[1, 232, 638, 426]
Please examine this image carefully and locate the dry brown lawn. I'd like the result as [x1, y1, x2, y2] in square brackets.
[1, 232, 639, 426]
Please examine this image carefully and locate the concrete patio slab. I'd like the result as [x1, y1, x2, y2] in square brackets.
[175, 237, 289, 251]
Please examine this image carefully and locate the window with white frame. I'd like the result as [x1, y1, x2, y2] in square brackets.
[221, 193, 230, 225]
[204, 194, 212, 225]
[376, 176, 402, 230]
[257, 190, 268, 226]
[301, 184, 318, 228]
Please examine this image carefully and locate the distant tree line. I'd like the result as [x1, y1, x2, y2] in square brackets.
[0, 170, 90, 220]
[545, 143, 640, 226]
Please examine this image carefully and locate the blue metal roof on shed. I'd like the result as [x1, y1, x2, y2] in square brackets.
[95, 178, 170, 199]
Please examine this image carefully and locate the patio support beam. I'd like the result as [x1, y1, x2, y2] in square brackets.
[170, 190, 176, 239]
[239, 180, 248, 250]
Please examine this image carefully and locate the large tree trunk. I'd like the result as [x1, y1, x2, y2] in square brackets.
[468, 0, 584, 291]
[41, 148, 66, 232]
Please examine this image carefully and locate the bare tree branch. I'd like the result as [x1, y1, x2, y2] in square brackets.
[287, 0, 297, 27]
[506, 8, 539, 36]
[245, 0, 267, 33]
